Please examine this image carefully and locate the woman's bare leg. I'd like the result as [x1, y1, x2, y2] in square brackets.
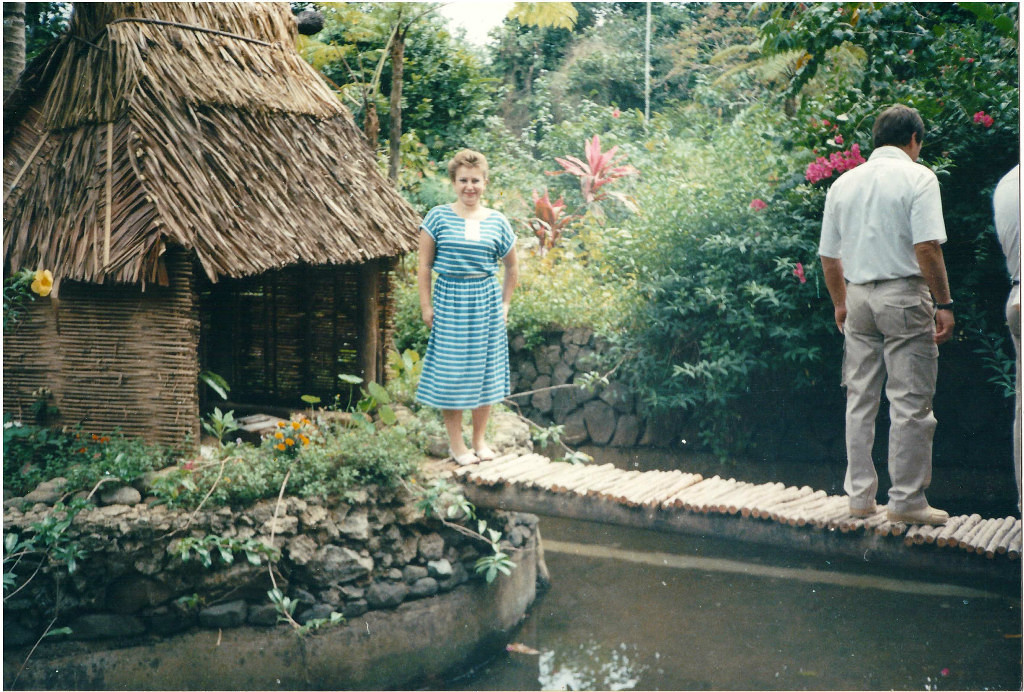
[471, 405, 492, 453]
[442, 409, 471, 457]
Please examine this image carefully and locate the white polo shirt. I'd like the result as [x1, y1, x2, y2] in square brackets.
[819, 146, 947, 284]
[993, 164, 1020, 283]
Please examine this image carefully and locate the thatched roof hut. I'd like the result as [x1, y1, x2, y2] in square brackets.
[4, 2, 420, 447]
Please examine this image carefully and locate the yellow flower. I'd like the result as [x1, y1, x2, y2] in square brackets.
[275, 443, 286, 451]
[30, 269, 53, 297]
[285, 438, 295, 446]
[291, 421, 301, 430]
[277, 421, 287, 428]
[275, 431, 284, 439]
[299, 434, 309, 445]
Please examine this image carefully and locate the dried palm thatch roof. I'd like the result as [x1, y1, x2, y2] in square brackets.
[4, 2, 420, 288]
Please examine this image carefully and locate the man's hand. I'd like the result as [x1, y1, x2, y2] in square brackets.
[934, 309, 954, 344]
[820, 256, 847, 334]
[834, 304, 847, 334]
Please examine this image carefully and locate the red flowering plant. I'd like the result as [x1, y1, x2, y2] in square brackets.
[973, 110, 994, 128]
[799, 114, 866, 184]
[548, 134, 639, 210]
[526, 190, 577, 257]
[805, 143, 866, 184]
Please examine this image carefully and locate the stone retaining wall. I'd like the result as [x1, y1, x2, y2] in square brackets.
[509, 328, 649, 448]
[508, 328, 1015, 466]
[3, 475, 542, 689]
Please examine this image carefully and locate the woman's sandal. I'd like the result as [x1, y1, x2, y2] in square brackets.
[450, 449, 479, 466]
[474, 446, 497, 462]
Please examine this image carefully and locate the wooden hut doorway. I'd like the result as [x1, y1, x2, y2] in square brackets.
[197, 260, 390, 413]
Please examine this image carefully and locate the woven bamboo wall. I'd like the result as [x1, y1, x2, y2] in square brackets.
[199, 259, 397, 407]
[3, 247, 200, 448]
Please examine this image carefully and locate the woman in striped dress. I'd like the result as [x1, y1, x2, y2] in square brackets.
[416, 150, 519, 465]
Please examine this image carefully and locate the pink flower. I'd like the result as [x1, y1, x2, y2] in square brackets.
[806, 144, 865, 183]
[749, 198, 767, 211]
[611, 108, 621, 118]
[822, 119, 830, 126]
[183, 461, 195, 471]
[805, 156, 833, 183]
[834, 134, 844, 145]
[793, 262, 806, 284]
[973, 111, 994, 128]
[941, 668, 950, 677]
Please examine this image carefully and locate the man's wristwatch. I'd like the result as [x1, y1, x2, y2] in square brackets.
[934, 301, 954, 310]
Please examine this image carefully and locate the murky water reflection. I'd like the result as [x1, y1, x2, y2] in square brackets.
[442, 516, 1022, 691]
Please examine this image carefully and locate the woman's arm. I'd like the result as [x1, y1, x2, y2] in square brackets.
[501, 245, 519, 323]
[418, 230, 436, 329]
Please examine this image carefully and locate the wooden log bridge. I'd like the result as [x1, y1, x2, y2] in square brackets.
[455, 453, 1022, 584]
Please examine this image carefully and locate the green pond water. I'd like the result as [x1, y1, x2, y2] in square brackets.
[434, 447, 1022, 691]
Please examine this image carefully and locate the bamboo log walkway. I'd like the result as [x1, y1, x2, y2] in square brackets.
[455, 453, 1022, 582]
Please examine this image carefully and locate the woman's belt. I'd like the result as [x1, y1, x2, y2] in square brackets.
[438, 272, 491, 280]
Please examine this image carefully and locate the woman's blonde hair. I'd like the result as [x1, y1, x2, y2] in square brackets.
[447, 149, 489, 182]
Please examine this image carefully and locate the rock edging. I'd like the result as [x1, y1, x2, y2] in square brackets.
[3, 476, 543, 689]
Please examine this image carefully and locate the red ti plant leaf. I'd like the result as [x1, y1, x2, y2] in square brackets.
[527, 189, 575, 256]
[550, 135, 638, 205]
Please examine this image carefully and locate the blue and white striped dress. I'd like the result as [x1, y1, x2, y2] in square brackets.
[415, 204, 516, 410]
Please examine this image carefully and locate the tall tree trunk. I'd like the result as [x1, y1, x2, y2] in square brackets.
[363, 100, 379, 145]
[387, 28, 405, 183]
[3, 2, 26, 99]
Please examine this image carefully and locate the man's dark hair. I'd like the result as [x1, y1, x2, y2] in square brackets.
[873, 105, 925, 148]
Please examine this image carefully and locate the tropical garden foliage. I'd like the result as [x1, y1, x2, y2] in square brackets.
[317, 1, 1017, 457]
[11, 2, 1020, 460]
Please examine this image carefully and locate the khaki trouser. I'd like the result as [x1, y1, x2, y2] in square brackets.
[842, 277, 938, 514]
[1006, 286, 1021, 510]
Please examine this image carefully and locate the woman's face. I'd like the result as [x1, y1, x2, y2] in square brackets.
[453, 165, 487, 208]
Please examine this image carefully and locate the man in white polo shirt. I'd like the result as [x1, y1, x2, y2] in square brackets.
[819, 104, 954, 526]
[993, 164, 1020, 510]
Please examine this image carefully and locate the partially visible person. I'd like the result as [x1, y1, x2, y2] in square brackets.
[819, 104, 954, 526]
[415, 149, 519, 465]
[993, 163, 1020, 510]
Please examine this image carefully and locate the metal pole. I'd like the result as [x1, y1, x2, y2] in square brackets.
[644, 1, 651, 126]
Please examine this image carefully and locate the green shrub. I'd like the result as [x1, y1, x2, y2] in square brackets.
[154, 423, 421, 509]
[3, 417, 176, 498]
[606, 104, 829, 456]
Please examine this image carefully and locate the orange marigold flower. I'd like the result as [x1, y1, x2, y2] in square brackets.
[299, 434, 310, 445]
[291, 421, 301, 430]
[276, 443, 286, 451]
[275, 431, 284, 439]
[285, 438, 295, 446]
[277, 421, 287, 428]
